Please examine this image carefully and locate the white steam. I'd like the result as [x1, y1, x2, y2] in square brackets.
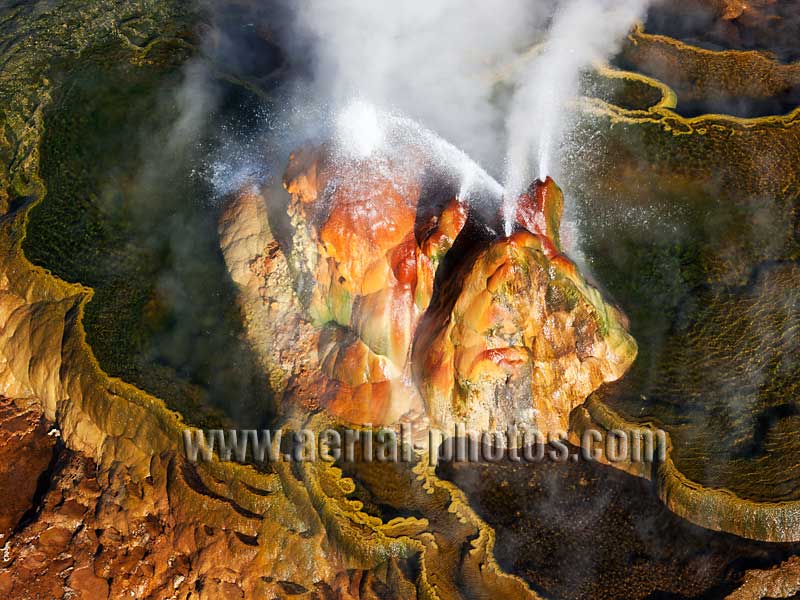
[333, 100, 504, 211]
[290, 0, 649, 233]
[293, 0, 548, 173]
[504, 0, 649, 193]
[334, 99, 385, 160]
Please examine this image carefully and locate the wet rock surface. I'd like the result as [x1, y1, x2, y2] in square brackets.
[283, 148, 636, 434]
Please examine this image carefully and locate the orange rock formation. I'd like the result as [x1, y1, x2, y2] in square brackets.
[282, 147, 637, 434]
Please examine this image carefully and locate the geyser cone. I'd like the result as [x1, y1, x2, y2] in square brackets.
[513, 176, 564, 250]
[281, 143, 468, 425]
[280, 140, 636, 433]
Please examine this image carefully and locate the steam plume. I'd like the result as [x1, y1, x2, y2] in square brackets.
[292, 0, 547, 174]
[504, 0, 650, 193]
[290, 0, 649, 237]
[205, 0, 650, 238]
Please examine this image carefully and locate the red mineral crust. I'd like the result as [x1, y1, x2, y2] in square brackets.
[514, 176, 564, 254]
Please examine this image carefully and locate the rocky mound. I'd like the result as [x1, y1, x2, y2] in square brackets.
[281, 144, 637, 434]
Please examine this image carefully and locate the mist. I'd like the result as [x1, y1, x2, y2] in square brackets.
[291, 0, 548, 175]
[503, 0, 650, 206]
[285, 0, 650, 240]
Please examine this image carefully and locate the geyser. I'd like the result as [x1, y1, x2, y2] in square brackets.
[275, 124, 637, 434]
[502, 0, 650, 235]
